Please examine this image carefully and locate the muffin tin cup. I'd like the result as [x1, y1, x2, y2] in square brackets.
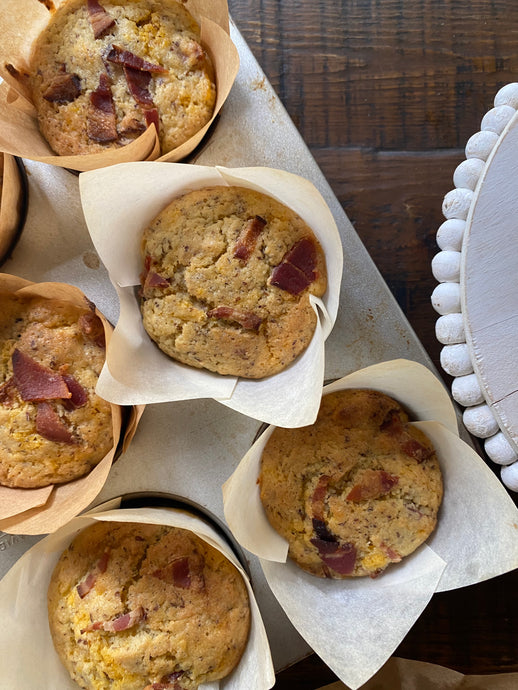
[101, 490, 251, 576]
[0, 498, 275, 690]
[0, 0, 239, 171]
[222, 358, 518, 690]
[0, 274, 144, 536]
[0, 155, 28, 265]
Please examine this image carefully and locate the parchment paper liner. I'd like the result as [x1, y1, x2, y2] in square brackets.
[222, 359, 518, 690]
[319, 657, 518, 690]
[0, 502, 276, 690]
[0, 0, 239, 171]
[0, 154, 27, 265]
[0, 274, 144, 535]
[79, 162, 343, 427]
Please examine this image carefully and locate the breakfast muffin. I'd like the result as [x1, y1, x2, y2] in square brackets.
[259, 388, 443, 578]
[48, 521, 251, 690]
[139, 185, 328, 378]
[29, 0, 216, 156]
[0, 292, 113, 488]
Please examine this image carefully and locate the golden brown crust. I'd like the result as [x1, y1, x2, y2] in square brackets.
[259, 388, 443, 578]
[0, 293, 113, 488]
[48, 521, 251, 690]
[140, 185, 327, 378]
[29, 0, 216, 156]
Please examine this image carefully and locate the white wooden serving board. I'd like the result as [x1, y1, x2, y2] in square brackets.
[462, 112, 518, 448]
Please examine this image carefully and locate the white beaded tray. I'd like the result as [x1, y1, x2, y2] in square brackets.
[432, 82, 518, 492]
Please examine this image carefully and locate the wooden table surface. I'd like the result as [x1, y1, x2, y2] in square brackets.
[228, 0, 518, 687]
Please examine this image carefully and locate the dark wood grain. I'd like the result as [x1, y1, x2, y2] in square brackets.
[228, 0, 518, 686]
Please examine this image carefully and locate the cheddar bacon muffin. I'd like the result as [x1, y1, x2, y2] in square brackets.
[0, 292, 113, 488]
[139, 185, 327, 378]
[259, 388, 443, 578]
[48, 521, 251, 690]
[29, 0, 216, 155]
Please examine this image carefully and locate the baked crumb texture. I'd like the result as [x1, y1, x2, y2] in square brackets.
[140, 186, 328, 379]
[48, 522, 251, 690]
[0, 293, 113, 488]
[259, 388, 443, 578]
[30, 0, 216, 155]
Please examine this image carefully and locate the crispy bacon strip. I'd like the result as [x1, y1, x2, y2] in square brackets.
[145, 271, 170, 289]
[42, 69, 81, 103]
[207, 306, 263, 331]
[82, 606, 145, 633]
[308, 476, 358, 575]
[310, 520, 357, 576]
[270, 237, 318, 295]
[76, 571, 97, 599]
[284, 237, 317, 280]
[79, 312, 106, 348]
[346, 469, 399, 502]
[107, 45, 167, 73]
[62, 374, 88, 409]
[310, 475, 330, 522]
[400, 437, 434, 463]
[121, 66, 160, 134]
[318, 542, 358, 576]
[87, 0, 115, 39]
[381, 411, 434, 463]
[103, 606, 145, 632]
[233, 216, 267, 261]
[123, 65, 153, 106]
[144, 107, 160, 130]
[87, 72, 118, 142]
[36, 402, 76, 443]
[380, 543, 402, 563]
[12, 349, 71, 402]
[152, 555, 205, 591]
[76, 551, 110, 598]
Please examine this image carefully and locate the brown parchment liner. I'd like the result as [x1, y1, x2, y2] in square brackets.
[319, 657, 518, 690]
[0, 154, 27, 265]
[0, 0, 239, 171]
[0, 274, 144, 535]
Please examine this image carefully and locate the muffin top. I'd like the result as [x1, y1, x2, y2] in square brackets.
[139, 185, 327, 378]
[259, 388, 443, 578]
[29, 0, 216, 156]
[0, 292, 113, 488]
[48, 521, 251, 690]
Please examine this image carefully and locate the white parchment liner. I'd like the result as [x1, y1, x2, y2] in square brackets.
[79, 162, 343, 427]
[0, 502, 276, 690]
[222, 359, 518, 690]
[0, 0, 239, 170]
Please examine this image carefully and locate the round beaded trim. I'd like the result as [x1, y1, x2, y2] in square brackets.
[431, 82, 518, 491]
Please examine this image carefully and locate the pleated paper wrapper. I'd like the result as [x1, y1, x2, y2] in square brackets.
[222, 359, 518, 690]
[0, 502, 275, 690]
[79, 162, 343, 428]
[0, 0, 239, 170]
